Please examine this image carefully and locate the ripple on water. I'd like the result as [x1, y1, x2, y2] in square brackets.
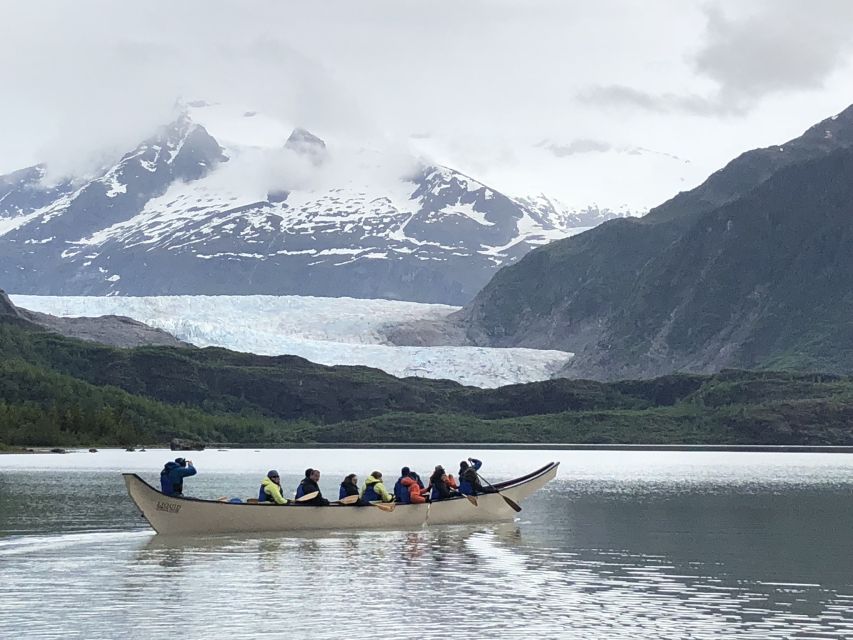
[0, 528, 851, 639]
[1, 457, 852, 639]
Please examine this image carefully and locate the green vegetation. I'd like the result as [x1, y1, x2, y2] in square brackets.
[460, 136, 853, 382]
[1, 317, 853, 447]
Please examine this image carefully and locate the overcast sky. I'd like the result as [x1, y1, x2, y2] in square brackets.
[2, 0, 853, 210]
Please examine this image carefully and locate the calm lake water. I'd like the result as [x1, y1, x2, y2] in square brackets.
[1, 449, 852, 639]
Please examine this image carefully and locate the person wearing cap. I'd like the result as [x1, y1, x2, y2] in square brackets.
[362, 471, 394, 503]
[259, 470, 290, 504]
[393, 466, 424, 504]
[159, 457, 197, 496]
[295, 468, 330, 506]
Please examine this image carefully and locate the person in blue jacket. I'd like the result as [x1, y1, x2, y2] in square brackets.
[160, 458, 197, 496]
[393, 466, 424, 504]
[458, 457, 485, 495]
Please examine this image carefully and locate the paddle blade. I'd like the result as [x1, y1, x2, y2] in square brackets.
[501, 494, 522, 512]
[371, 501, 395, 512]
[296, 491, 320, 503]
[464, 494, 478, 506]
[476, 472, 522, 512]
[246, 498, 260, 504]
[338, 495, 359, 505]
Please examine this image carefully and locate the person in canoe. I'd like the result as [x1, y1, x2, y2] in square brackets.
[459, 457, 494, 495]
[160, 457, 197, 496]
[393, 466, 424, 504]
[401, 471, 429, 504]
[362, 471, 394, 503]
[259, 469, 291, 505]
[339, 473, 365, 505]
[296, 468, 330, 506]
[427, 465, 459, 501]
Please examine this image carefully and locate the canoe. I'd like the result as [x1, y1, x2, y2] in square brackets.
[123, 461, 559, 535]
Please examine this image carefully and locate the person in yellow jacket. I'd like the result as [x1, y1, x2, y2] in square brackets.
[259, 470, 291, 504]
[362, 471, 394, 503]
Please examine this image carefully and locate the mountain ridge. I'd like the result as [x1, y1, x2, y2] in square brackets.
[0, 107, 625, 304]
[456, 104, 853, 379]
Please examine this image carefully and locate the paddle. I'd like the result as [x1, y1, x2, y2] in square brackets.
[369, 500, 395, 512]
[295, 491, 320, 503]
[245, 491, 319, 505]
[461, 493, 478, 506]
[335, 494, 360, 505]
[477, 473, 521, 512]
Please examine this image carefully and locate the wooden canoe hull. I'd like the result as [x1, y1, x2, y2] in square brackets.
[123, 462, 559, 535]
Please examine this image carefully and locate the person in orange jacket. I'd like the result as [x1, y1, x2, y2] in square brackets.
[401, 472, 429, 504]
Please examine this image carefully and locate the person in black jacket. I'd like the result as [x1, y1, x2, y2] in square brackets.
[427, 465, 459, 501]
[338, 473, 366, 505]
[295, 468, 330, 506]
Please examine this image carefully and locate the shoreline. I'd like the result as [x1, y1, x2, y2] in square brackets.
[4, 443, 853, 453]
[215, 443, 853, 452]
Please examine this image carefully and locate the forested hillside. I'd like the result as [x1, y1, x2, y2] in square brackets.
[2, 317, 852, 446]
[458, 105, 853, 380]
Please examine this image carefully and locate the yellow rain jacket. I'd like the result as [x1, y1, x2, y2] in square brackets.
[362, 475, 394, 502]
[261, 477, 290, 505]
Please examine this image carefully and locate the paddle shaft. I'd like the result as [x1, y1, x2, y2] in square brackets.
[477, 473, 521, 512]
[369, 500, 395, 512]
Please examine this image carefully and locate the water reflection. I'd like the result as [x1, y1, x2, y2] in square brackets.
[1, 454, 853, 638]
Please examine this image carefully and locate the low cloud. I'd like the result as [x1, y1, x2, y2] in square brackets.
[696, 0, 853, 107]
[578, 0, 853, 116]
[2, 2, 373, 181]
[576, 85, 739, 116]
[544, 138, 612, 157]
[203, 135, 423, 201]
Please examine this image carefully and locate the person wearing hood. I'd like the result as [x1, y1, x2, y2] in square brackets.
[259, 470, 290, 504]
[362, 471, 394, 503]
[160, 458, 197, 496]
[458, 457, 486, 495]
[427, 465, 459, 501]
[393, 466, 424, 504]
[401, 472, 428, 504]
[295, 468, 330, 506]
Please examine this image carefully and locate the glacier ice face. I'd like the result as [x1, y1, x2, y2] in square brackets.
[10, 294, 572, 389]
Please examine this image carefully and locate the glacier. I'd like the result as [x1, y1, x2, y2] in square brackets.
[10, 294, 572, 388]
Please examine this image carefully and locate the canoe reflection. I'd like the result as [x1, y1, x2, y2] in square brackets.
[136, 523, 524, 570]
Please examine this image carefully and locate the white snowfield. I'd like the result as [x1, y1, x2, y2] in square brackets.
[11, 295, 573, 388]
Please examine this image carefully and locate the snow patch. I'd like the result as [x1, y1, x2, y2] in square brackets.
[443, 201, 494, 226]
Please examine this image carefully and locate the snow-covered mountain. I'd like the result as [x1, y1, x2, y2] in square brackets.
[0, 104, 599, 305]
[10, 294, 572, 388]
[515, 194, 634, 230]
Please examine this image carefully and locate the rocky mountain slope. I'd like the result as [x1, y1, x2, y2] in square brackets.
[0, 289, 188, 349]
[457, 104, 853, 379]
[0, 105, 618, 305]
